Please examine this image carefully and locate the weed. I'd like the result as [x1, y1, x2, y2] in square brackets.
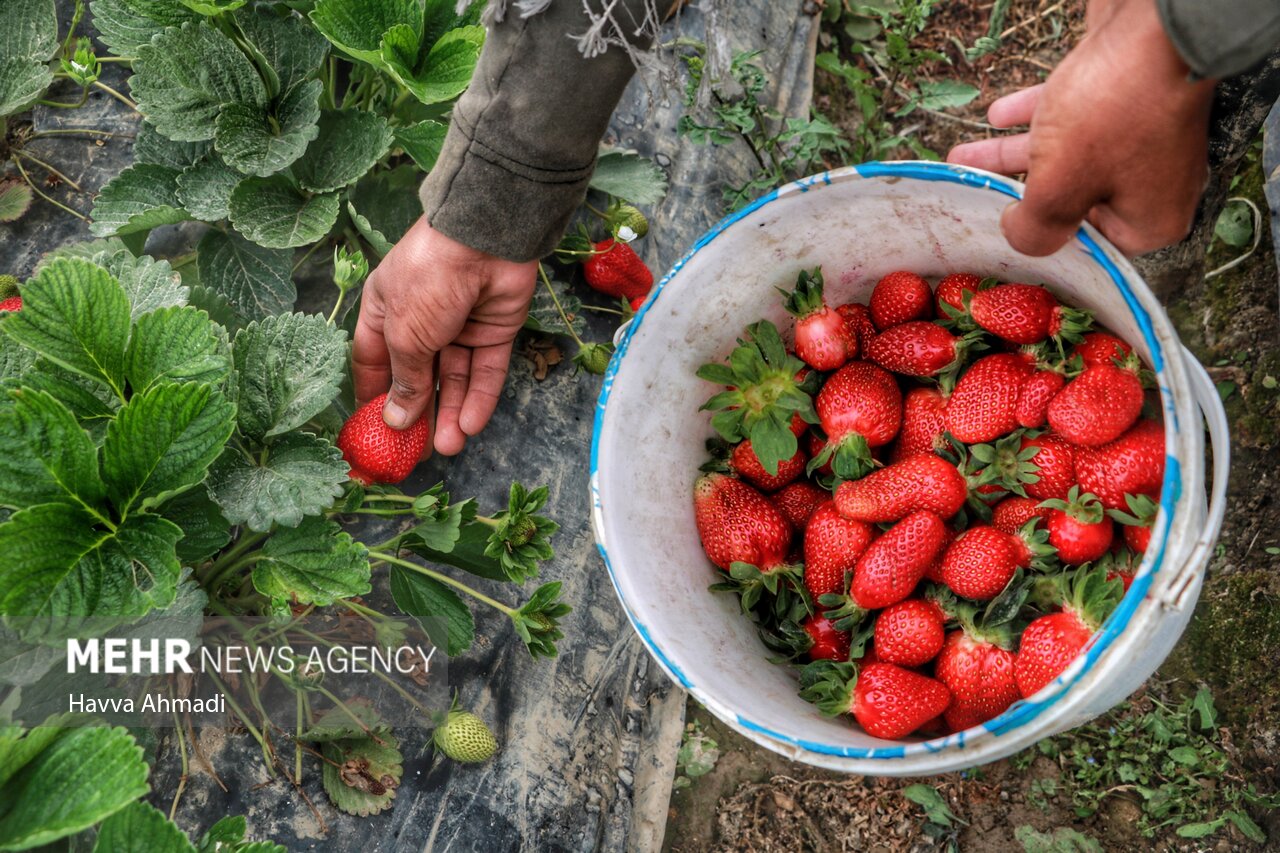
[672, 719, 720, 789]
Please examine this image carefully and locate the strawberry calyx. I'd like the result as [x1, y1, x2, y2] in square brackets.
[797, 659, 861, 717]
[1039, 485, 1105, 525]
[936, 276, 997, 331]
[1019, 342, 1083, 378]
[1106, 492, 1158, 528]
[1012, 517, 1058, 570]
[950, 572, 1033, 650]
[1057, 562, 1125, 631]
[816, 589, 870, 633]
[807, 431, 876, 482]
[1047, 303, 1093, 351]
[780, 267, 829, 320]
[968, 430, 1041, 497]
[710, 560, 807, 616]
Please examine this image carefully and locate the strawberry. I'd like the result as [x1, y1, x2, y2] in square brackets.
[1107, 493, 1158, 554]
[836, 302, 878, 349]
[1102, 547, 1141, 592]
[1072, 419, 1164, 510]
[0, 296, 21, 312]
[945, 353, 1035, 443]
[802, 500, 876, 600]
[1014, 564, 1123, 698]
[992, 496, 1050, 537]
[1015, 370, 1066, 429]
[1040, 486, 1114, 565]
[869, 271, 932, 330]
[967, 283, 1090, 346]
[890, 387, 948, 462]
[850, 510, 948, 609]
[800, 660, 951, 739]
[771, 481, 829, 530]
[803, 615, 852, 661]
[934, 272, 987, 318]
[433, 709, 498, 763]
[922, 526, 956, 583]
[337, 393, 431, 485]
[1046, 359, 1144, 446]
[582, 238, 653, 300]
[1073, 331, 1132, 368]
[811, 361, 902, 479]
[628, 295, 646, 313]
[864, 321, 983, 378]
[874, 599, 945, 667]
[782, 267, 858, 371]
[693, 472, 792, 571]
[936, 629, 1020, 731]
[834, 454, 967, 522]
[1021, 433, 1076, 502]
[939, 525, 1021, 601]
[730, 439, 805, 492]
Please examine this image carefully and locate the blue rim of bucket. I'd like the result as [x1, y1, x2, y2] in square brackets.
[590, 161, 1182, 760]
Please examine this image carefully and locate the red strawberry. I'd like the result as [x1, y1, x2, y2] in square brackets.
[771, 481, 829, 530]
[834, 454, 967, 522]
[693, 472, 792, 571]
[803, 615, 852, 661]
[992, 496, 1050, 537]
[1046, 360, 1144, 446]
[890, 387, 948, 462]
[628, 294, 646, 313]
[1014, 565, 1123, 698]
[1021, 433, 1076, 502]
[582, 239, 653, 300]
[1073, 331, 1132, 368]
[945, 353, 1035, 443]
[934, 272, 985, 317]
[940, 526, 1021, 601]
[783, 267, 858, 371]
[730, 439, 805, 492]
[874, 599, 946, 667]
[812, 361, 902, 479]
[923, 526, 956, 583]
[802, 500, 875, 599]
[1015, 370, 1066, 429]
[1103, 547, 1141, 591]
[1040, 486, 1114, 565]
[864, 322, 982, 378]
[936, 630, 1020, 731]
[0, 296, 21, 312]
[836, 302, 879, 350]
[851, 510, 948, 609]
[968, 283, 1090, 346]
[1107, 493, 1158, 554]
[337, 393, 431, 485]
[869, 271, 932, 330]
[801, 661, 951, 739]
[1073, 419, 1164, 510]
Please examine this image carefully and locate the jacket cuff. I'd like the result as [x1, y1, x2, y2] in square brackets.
[1157, 0, 1280, 79]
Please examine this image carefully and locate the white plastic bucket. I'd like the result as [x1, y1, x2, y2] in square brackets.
[590, 162, 1230, 775]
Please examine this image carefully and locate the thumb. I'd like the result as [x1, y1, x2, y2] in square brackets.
[384, 340, 437, 431]
[1001, 162, 1101, 257]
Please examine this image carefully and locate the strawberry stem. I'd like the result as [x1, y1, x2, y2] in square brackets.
[537, 262, 586, 346]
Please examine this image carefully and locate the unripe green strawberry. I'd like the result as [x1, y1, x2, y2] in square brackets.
[0, 275, 19, 299]
[573, 342, 614, 375]
[609, 203, 649, 239]
[433, 710, 497, 763]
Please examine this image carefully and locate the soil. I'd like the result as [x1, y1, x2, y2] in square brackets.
[664, 1, 1280, 850]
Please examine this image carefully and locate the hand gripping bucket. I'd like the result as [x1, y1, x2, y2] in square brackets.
[589, 162, 1230, 775]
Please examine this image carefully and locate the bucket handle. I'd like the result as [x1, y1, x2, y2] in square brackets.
[1159, 348, 1231, 610]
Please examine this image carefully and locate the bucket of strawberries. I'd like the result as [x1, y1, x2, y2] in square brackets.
[590, 163, 1229, 774]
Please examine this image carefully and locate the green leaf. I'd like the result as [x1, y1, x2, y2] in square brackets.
[308, 0, 422, 67]
[404, 522, 508, 582]
[902, 783, 958, 827]
[229, 175, 340, 248]
[15, 360, 118, 439]
[2, 0, 58, 61]
[131, 21, 268, 142]
[235, 5, 330, 93]
[100, 252, 191, 322]
[0, 389, 107, 513]
[176, 155, 242, 222]
[102, 380, 236, 513]
[1176, 820, 1225, 839]
[253, 516, 370, 605]
[590, 147, 669, 205]
[89, 164, 190, 237]
[93, 802, 197, 853]
[0, 624, 63, 687]
[0, 57, 52, 118]
[347, 203, 393, 257]
[385, 26, 483, 105]
[160, 486, 231, 563]
[388, 564, 474, 655]
[0, 727, 149, 851]
[320, 732, 402, 817]
[1225, 809, 1266, 843]
[2, 258, 131, 395]
[132, 123, 211, 169]
[523, 279, 585, 337]
[297, 701, 390, 743]
[0, 180, 33, 223]
[195, 229, 296, 321]
[1214, 200, 1253, 248]
[913, 79, 980, 111]
[348, 165, 420, 244]
[125, 305, 230, 393]
[294, 109, 394, 193]
[1014, 825, 1103, 853]
[89, 0, 200, 56]
[231, 312, 348, 439]
[394, 120, 447, 171]
[1191, 687, 1217, 730]
[195, 815, 245, 852]
[214, 80, 322, 177]
[206, 433, 348, 531]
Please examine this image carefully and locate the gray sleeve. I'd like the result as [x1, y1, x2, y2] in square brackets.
[1157, 0, 1280, 79]
[418, 0, 654, 262]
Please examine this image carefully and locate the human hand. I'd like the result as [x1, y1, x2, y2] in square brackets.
[946, 0, 1217, 257]
[352, 216, 539, 457]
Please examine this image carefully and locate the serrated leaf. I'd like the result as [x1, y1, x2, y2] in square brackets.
[2, 0, 58, 61]
[16, 360, 118, 438]
[0, 726, 149, 850]
[93, 801, 196, 853]
[298, 701, 390, 742]
[160, 486, 231, 563]
[0, 57, 53, 117]
[0, 341, 37, 383]
[0, 623, 63, 687]
[229, 175, 339, 248]
[385, 26, 482, 105]
[590, 147, 669, 205]
[196, 229, 296, 321]
[913, 79, 980, 111]
[388, 564, 474, 655]
[131, 21, 267, 142]
[176, 155, 242, 222]
[186, 285, 243, 334]
[99, 253, 190, 322]
[0, 727, 64, 789]
[2, 258, 131, 395]
[523, 279, 585, 337]
[0, 180, 33, 223]
[347, 203, 393, 257]
[89, 0, 201, 56]
[404, 523, 507, 582]
[235, 5, 329, 93]
[132, 122, 211, 169]
[89, 163, 190, 237]
[348, 165, 419, 245]
[294, 109, 393, 193]
[125, 305, 231, 392]
[394, 120, 446, 171]
[206, 432, 348, 531]
[231, 312, 348, 439]
[0, 388, 107, 513]
[308, 0, 422, 67]
[102, 381, 236, 514]
[320, 733, 402, 817]
[195, 815, 245, 852]
[253, 516, 370, 604]
[214, 80, 321, 177]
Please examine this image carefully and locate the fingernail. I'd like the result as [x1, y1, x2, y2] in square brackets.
[383, 400, 408, 429]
